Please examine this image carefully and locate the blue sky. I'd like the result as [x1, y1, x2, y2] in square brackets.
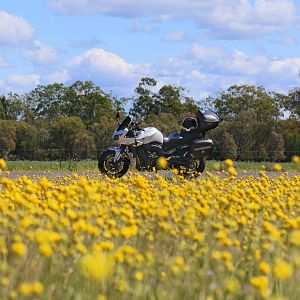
[0, 0, 300, 100]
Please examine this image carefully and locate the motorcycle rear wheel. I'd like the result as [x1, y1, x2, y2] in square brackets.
[98, 151, 130, 178]
[180, 158, 206, 178]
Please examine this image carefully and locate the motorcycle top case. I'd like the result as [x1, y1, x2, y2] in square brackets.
[190, 139, 213, 158]
[196, 110, 219, 132]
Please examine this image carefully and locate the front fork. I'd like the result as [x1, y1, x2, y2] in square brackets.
[112, 145, 128, 165]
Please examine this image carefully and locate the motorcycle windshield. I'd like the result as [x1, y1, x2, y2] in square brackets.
[116, 116, 131, 131]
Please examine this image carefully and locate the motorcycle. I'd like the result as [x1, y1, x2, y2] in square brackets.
[98, 110, 220, 178]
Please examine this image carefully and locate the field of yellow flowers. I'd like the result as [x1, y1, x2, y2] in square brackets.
[0, 158, 300, 300]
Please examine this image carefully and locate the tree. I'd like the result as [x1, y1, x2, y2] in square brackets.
[14, 122, 38, 160]
[257, 144, 268, 161]
[0, 120, 17, 158]
[130, 77, 159, 119]
[50, 117, 85, 159]
[228, 110, 258, 160]
[131, 77, 199, 120]
[156, 85, 184, 115]
[267, 132, 285, 162]
[208, 124, 237, 160]
[88, 116, 117, 153]
[72, 131, 96, 159]
[287, 88, 300, 118]
[25, 83, 66, 120]
[279, 118, 300, 160]
[221, 132, 238, 160]
[211, 85, 282, 121]
[0, 93, 25, 120]
[63, 81, 117, 124]
[24, 81, 122, 125]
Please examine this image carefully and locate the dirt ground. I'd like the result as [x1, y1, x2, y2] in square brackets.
[2, 170, 299, 180]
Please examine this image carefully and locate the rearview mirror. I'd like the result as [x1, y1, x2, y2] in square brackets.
[116, 112, 120, 120]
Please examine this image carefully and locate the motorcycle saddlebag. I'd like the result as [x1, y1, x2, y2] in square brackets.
[190, 139, 213, 158]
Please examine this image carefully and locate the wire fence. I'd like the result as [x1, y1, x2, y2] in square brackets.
[1, 148, 299, 162]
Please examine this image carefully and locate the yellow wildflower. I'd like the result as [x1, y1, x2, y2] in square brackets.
[0, 159, 6, 170]
[273, 164, 282, 172]
[157, 156, 168, 169]
[32, 282, 44, 294]
[289, 230, 300, 246]
[19, 283, 32, 297]
[250, 276, 269, 298]
[291, 155, 300, 164]
[134, 271, 144, 282]
[273, 259, 293, 280]
[224, 159, 234, 167]
[259, 261, 270, 274]
[39, 243, 53, 257]
[11, 242, 27, 257]
[81, 251, 114, 281]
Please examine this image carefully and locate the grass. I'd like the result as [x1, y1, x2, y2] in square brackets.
[5, 159, 300, 172]
[6, 160, 98, 172]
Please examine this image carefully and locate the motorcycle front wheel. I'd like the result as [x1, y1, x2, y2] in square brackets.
[98, 150, 130, 178]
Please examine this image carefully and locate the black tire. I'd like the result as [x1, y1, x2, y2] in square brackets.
[98, 150, 130, 178]
[196, 158, 206, 173]
[181, 158, 206, 178]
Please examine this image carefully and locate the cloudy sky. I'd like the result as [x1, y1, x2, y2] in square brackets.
[1, 0, 300, 100]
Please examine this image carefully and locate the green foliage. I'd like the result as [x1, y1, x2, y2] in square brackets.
[130, 77, 198, 119]
[0, 79, 298, 162]
[267, 132, 285, 162]
[50, 117, 86, 159]
[14, 122, 39, 160]
[89, 116, 117, 152]
[287, 88, 300, 118]
[228, 110, 258, 160]
[0, 120, 17, 157]
[72, 130, 96, 159]
[212, 85, 282, 121]
[25, 81, 119, 124]
[0, 93, 24, 120]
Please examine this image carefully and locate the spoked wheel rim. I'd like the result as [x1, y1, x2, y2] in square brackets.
[185, 160, 199, 175]
[103, 154, 125, 176]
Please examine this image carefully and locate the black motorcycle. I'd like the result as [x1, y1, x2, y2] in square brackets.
[98, 110, 219, 178]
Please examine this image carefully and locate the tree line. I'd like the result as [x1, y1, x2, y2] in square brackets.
[0, 78, 299, 161]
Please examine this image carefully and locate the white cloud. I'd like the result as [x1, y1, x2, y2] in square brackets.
[0, 74, 40, 94]
[1, 45, 299, 99]
[280, 36, 297, 45]
[0, 11, 35, 44]
[271, 35, 297, 45]
[152, 43, 300, 99]
[43, 70, 70, 84]
[191, 44, 228, 62]
[163, 31, 187, 42]
[131, 19, 155, 33]
[69, 37, 103, 49]
[23, 40, 58, 65]
[66, 48, 152, 86]
[268, 58, 300, 80]
[190, 45, 268, 76]
[0, 54, 9, 67]
[47, 0, 299, 39]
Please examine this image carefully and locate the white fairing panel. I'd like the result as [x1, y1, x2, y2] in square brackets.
[136, 127, 163, 145]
